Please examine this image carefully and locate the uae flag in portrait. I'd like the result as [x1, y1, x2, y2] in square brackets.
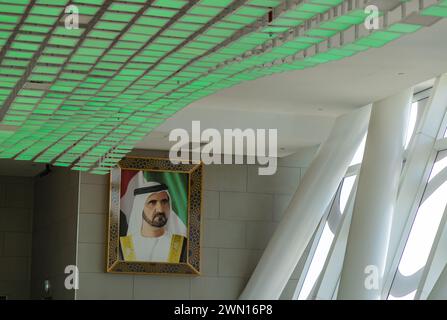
[119, 169, 188, 238]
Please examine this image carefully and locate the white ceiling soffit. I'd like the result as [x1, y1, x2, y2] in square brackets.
[137, 109, 335, 157]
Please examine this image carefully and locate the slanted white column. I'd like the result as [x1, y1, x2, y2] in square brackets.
[429, 263, 447, 299]
[239, 106, 371, 300]
[338, 89, 413, 300]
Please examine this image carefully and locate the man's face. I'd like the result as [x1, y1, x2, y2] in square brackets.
[142, 191, 170, 228]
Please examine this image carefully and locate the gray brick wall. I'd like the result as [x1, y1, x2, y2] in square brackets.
[29, 168, 79, 300]
[0, 176, 34, 300]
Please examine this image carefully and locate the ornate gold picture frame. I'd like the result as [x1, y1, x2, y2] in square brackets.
[107, 156, 203, 275]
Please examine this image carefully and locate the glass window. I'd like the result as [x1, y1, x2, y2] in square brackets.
[388, 150, 447, 300]
[297, 175, 357, 300]
[405, 102, 418, 149]
[340, 175, 356, 214]
[350, 134, 367, 166]
[298, 222, 335, 300]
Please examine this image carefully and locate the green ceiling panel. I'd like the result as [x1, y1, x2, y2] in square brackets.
[0, 0, 438, 173]
[20, 24, 50, 33]
[0, 4, 27, 14]
[422, 5, 447, 17]
[25, 15, 58, 25]
[30, 5, 63, 16]
[387, 23, 422, 33]
[0, 15, 20, 24]
[109, 3, 142, 13]
[102, 12, 135, 22]
[144, 7, 178, 18]
[153, 0, 188, 9]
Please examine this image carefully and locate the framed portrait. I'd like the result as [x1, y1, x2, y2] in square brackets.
[107, 156, 203, 275]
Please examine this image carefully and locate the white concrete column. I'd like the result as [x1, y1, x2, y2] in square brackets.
[338, 89, 413, 300]
[429, 263, 447, 299]
[239, 106, 371, 300]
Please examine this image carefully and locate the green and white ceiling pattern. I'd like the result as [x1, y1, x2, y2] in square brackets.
[0, 0, 446, 174]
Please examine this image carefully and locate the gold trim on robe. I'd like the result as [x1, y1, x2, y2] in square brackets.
[120, 234, 186, 263]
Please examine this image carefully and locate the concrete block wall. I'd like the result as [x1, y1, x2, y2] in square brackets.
[30, 168, 79, 300]
[75, 147, 317, 300]
[0, 176, 34, 300]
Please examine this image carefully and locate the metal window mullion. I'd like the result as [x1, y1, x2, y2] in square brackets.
[434, 138, 447, 151]
[436, 105, 447, 141]
[291, 183, 341, 300]
[382, 76, 447, 299]
[415, 201, 447, 299]
[312, 176, 359, 300]
[382, 143, 439, 299]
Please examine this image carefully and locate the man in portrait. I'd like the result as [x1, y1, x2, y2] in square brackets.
[119, 171, 187, 263]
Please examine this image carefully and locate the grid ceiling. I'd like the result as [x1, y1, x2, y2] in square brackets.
[0, 0, 444, 174]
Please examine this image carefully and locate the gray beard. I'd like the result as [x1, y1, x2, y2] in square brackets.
[142, 211, 167, 228]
